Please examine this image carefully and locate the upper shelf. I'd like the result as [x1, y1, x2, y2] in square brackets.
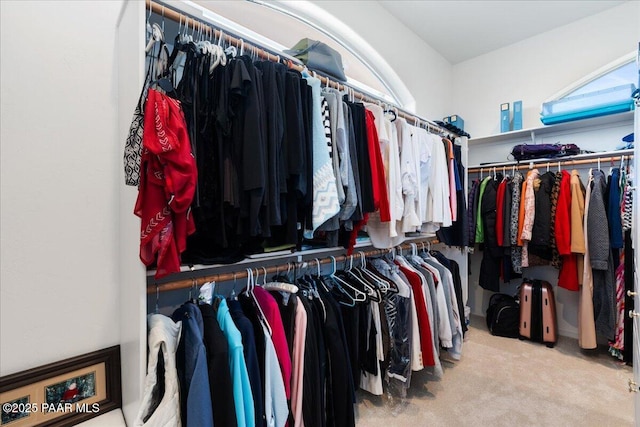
[470, 110, 634, 145]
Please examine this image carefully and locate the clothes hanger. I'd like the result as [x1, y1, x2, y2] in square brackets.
[245, 268, 273, 336]
[145, 23, 163, 54]
[264, 264, 299, 294]
[262, 267, 298, 294]
[229, 273, 237, 301]
[343, 255, 379, 301]
[330, 256, 367, 303]
[357, 251, 388, 293]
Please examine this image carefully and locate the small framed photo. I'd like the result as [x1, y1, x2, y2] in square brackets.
[0, 346, 121, 426]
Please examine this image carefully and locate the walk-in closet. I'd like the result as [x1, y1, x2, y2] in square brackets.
[0, 1, 638, 426]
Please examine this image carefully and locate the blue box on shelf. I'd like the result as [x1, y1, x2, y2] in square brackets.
[500, 103, 510, 133]
[449, 115, 464, 130]
[512, 100, 523, 130]
[540, 83, 636, 125]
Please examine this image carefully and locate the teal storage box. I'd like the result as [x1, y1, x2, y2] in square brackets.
[512, 101, 523, 130]
[449, 115, 464, 130]
[540, 83, 636, 125]
[500, 103, 510, 133]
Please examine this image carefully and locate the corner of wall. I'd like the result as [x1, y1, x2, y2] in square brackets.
[116, 0, 147, 423]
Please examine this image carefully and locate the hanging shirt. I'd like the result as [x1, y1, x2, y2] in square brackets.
[359, 300, 385, 395]
[396, 262, 436, 367]
[444, 139, 457, 222]
[414, 127, 432, 224]
[333, 94, 358, 222]
[365, 104, 403, 248]
[321, 90, 345, 204]
[253, 287, 292, 400]
[228, 301, 264, 427]
[261, 322, 289, 427]
[410, 256, 452, 349]
[302, 74, 340, 238]
[396, 270, 424, 371]
[397, 119, 422, 232]
[422, 256, 463, 360]
[216, 298, 255, 427]
[424, 133, 452, 231]
[290, 297, 308, 427]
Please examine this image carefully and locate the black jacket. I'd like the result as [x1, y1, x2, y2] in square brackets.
[529, 171, 555, 260]
[479, 176, 502, 291]
[198, 303, 237, 427]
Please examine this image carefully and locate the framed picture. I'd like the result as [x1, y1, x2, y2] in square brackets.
[0, 346, 121, 427]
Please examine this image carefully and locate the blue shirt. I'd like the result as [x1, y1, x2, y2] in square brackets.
[216, 298, 255, 427]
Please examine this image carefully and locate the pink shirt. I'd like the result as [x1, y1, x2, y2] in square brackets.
[253, 287, 292, 399]
[291, 297, 307, 427]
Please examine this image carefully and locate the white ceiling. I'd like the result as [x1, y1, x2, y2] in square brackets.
[379, 0, 626, 64]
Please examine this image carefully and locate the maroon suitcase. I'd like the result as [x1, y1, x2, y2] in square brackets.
[519, 279, 557, 347]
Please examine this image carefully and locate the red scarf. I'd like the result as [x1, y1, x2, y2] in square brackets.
[134, 89, 197, 278]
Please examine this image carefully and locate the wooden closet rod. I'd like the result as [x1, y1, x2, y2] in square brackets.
[468, 153, 633, 174]
[146, 240, 439, 294]
[145, 0, 454, 137]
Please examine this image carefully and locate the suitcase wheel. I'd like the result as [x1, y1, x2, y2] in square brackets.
[545, 343, 555, 348]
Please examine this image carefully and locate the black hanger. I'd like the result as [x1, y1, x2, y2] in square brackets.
[384, 108, 397, 122]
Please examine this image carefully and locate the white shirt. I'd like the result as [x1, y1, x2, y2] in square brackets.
[424, 133, 451, 231]
[397, 119, 422, 233]
[364, 104, 405, 248]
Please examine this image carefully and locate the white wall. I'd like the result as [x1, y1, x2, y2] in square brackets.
[0, 0, 123, 374]
[452, 1, 640, 138]
[312, 0, 453, 120]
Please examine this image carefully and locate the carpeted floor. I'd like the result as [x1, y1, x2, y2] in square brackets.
[355, 315, 635, 427]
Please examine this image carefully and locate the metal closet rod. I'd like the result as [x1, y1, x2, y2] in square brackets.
[146, 239, 439, 294]
[467, 153, 634, 174]
[145, 0, 454, 137]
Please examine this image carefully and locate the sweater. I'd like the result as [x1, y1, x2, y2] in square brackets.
[302, 74, 339, 238]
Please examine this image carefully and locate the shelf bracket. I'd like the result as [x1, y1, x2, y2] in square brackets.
[530, 130, 536, 145]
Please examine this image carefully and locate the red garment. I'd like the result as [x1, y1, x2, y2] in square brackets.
[396, 263, 436, 367]
[348, 112, 391, 254]
[558, 254, 579, 291]
[253, 286, 292, 399]
[364, 110, 390, 222]
[555, 171, 572, 255]
[495, 179, 507, 246]
[555, 171, 578, 291]
[135, 89, 197, 279]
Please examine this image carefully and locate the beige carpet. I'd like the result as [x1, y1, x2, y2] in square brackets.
[355, 316, 635, 427]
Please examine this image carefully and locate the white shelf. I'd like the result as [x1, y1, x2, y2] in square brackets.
[470, 111, 634, 145]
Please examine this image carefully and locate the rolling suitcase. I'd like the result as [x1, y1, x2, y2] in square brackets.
[519, 279, 558, 347]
